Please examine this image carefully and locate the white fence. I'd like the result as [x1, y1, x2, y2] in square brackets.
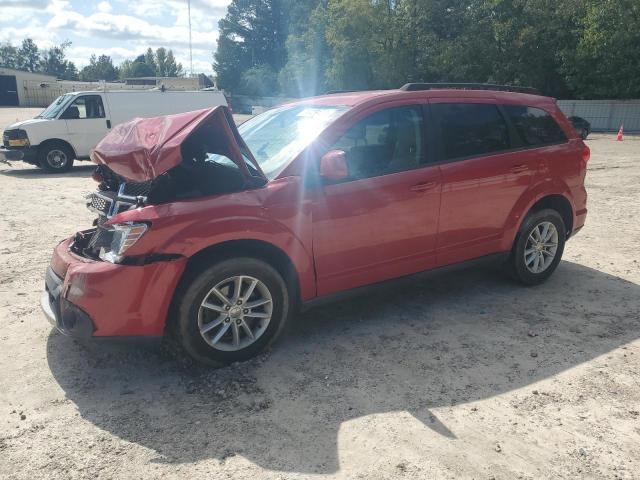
[557, 100, 640, 132]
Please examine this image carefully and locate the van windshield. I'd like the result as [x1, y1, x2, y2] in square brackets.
[37, 94, 72, 119]
[236, 104, 348, 179]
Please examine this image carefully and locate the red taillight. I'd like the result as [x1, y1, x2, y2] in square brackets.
[582, 144, 590, 163]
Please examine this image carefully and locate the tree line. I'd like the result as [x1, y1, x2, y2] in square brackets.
[0, 40, 183, 82]
[213, 0, 640, 99]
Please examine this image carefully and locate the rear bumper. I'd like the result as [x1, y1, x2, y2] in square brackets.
[44, 237, 187, 337]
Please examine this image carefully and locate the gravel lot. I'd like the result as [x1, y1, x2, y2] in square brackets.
[1, 106, 639, 479]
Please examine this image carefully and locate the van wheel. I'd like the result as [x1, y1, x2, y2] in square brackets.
[39, 142, 74, 173]
[508, 209, 566, 285]
[174, 258, 290, 366]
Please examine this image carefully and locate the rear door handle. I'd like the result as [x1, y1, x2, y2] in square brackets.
[510, 164, 527, 173]
[410, 181, 437, 192]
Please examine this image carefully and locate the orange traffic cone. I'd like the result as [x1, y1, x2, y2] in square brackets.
[617, 124, 624, 141]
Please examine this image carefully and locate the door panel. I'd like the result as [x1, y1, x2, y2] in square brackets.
[437, 149, 537, 266]
[63, 95, 108, 157]
[311, 103, 441, 296]
[0, 75, 19, 106]
[431, 101, 537, 266]
[313, 167, 441, 295]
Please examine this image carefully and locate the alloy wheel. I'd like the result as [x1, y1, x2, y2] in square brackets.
[524, 221, 559, 274]
[197, 275, 273, 351]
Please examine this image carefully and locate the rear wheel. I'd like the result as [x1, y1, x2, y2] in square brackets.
[174, 258, 290, 366]
[508, 209, 566, 285]
[39, 142, 74, 173]
[581, 128, 589, 140]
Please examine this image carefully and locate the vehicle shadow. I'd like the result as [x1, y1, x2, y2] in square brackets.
[46, 261, 640, 474]
[0, 164, 94, 178]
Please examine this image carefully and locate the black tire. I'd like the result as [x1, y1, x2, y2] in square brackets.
[507, 209, 566, 285]
[39, 142, 75, 173]
[174, 258, 290, 366]
[581, 128, 589, 140]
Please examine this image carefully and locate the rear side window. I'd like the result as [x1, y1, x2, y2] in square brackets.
[433, 103, 510, 160]
[503, 105, 567, 146]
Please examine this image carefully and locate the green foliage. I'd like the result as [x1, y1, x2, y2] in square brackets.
[241, 65, 280, 96]
[563, 0, 640, 98]
[17, 39, 40, 73]
[0, 38, 77, 79]
[79, 54, 119, 81]
[40, 41, 78, 80]
[119, 48, 183, 78]
[213, 0, 640, 99]
[213, 0, 289, 93]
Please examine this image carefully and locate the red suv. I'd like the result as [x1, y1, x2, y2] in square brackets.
[42, 84, 589, 365]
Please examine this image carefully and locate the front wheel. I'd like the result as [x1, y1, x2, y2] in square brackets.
[508, 209, 566, 285]
[39, 142, 74, 173]
[174, 258, 290, 366]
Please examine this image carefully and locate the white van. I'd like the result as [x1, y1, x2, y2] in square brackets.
[1, 90, 228, 172]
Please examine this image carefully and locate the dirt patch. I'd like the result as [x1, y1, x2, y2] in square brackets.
[0, 133, 639, 479]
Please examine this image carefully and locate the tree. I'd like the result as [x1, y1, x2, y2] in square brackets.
[40, 41, 78, 80]
[564, 0, 640, 99]
[119, 57, 155, 78]
[17, 38, 40, 72]
[79, 54, 119, 81]
[144, 47, 157, 74]
[279, 2, 329, 96]
[213, 0, 289, 93]
[164, 50, 183, 76]
[0, 42, 18, 69]
[155, 47, 169, 76]
[241, 65, 279, 96]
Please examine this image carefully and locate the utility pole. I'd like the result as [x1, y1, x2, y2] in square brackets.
[188, 0, 193, 76]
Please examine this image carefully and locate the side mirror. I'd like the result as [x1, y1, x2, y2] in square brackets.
[319, 150, 348, 182]
[61, 106, 80, 120]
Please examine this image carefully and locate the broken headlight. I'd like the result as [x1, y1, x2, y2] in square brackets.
[98, 222, 148, 263]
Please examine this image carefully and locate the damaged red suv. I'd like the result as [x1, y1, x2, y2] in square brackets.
[42, 84, 589, 365]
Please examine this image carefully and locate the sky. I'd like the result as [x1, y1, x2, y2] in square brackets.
[0, 0, 232, 75]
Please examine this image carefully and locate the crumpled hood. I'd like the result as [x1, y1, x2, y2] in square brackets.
[90, 106, 264, 183]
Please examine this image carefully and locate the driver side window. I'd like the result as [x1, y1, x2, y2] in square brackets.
[332, 105, 424, 180]
[63, 95, 105, 119]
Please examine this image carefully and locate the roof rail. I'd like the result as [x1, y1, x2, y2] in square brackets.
[324, 90, 360, 95]
[399, 83, 540, 95]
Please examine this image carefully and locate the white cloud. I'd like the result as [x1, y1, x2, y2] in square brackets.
[97, 1, 112, 13]
[0, 0, 229, 74]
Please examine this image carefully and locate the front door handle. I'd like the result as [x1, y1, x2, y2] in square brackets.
[410, 181, 437, 192]
[106, 119, 111, 129]
[510, 164, 527, 173]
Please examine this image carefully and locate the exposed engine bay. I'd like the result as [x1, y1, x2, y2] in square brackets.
[72, 106, 266, 261]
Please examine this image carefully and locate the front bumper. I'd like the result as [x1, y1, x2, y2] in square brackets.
[0, 146, 38, 164]
[44, 237, 187, 337]
[42, 266, 95, 337]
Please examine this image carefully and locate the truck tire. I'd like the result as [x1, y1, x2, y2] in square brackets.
[39, 142, 75, 173]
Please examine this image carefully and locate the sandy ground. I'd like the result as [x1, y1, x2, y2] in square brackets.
[0, 107, 639, 479]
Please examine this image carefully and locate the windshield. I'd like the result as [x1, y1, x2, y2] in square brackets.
[37, 94, 72, 119]
[237, 104, 348, 179]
